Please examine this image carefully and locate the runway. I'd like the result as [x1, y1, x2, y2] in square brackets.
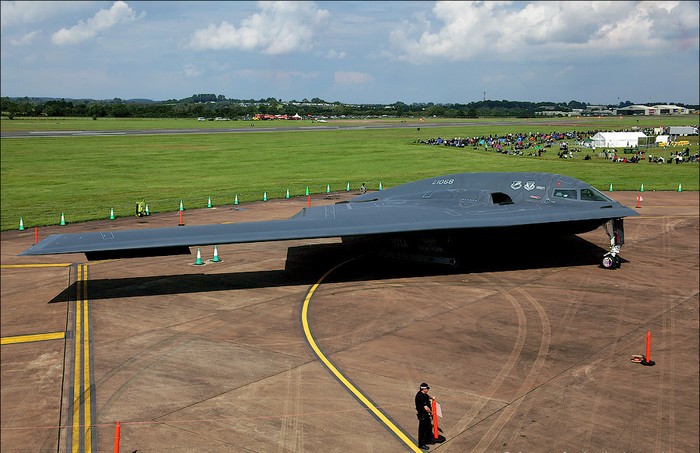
[1, 190, 698, 452]
[1, 118, 604, 139]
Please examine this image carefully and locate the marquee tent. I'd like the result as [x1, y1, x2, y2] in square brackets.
[590, 132, 647, 148]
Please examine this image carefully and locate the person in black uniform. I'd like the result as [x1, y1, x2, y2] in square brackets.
[415, 383, 435, 450]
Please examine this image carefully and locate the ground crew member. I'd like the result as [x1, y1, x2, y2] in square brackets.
[415, 382, 435, 450]
[136, 200, 146, 217]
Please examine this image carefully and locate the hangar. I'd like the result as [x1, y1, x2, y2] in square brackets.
[615, 105, 654, 115]
[615, 104, 690, 115]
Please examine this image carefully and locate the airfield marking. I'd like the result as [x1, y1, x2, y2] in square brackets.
[69, 264, 95, 453]
[1, 263, 73, 269]
[0, 331, 65, 345]
[0, 263, 71, 344]
[632, 214, 699, 217]
[301, 260, 422, 453]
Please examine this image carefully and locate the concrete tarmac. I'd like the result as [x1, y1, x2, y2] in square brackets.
[1, 190, 698, 452]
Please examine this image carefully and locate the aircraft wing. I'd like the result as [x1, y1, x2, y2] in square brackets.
[19, 172, 638, 259]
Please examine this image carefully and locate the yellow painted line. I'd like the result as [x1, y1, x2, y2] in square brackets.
[301, 261, 421, 452]
[82, 269, 92, 452]
[71, 264, 94, 452]
[635, 214, 699, 218]
[0, 331, 65, 345]
[72, 286, 82, 452]
[1, 263, 73, 269]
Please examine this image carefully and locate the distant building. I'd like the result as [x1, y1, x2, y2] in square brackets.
[615, 105, 653, 115]
[582, 105, 615, 116]
[654, 105, 690, 114]
[534, 110, 576, 117]
[615, 104, 690, 115]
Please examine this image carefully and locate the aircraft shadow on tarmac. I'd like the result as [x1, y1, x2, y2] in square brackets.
[49, 235, 614, 303]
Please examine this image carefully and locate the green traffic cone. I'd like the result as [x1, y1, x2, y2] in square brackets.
[145, 204, 150, 215]
[263, 191, 267, 202]
[212, 245, 221, 262]
[678, 183, 682, 192]
[207, 197, 213, 208]
[234, 194, 239, 205]
[640, 183, 644, 192]
[60, 213, 65, 226]
[379, 181, 383, 190]
[326, 184, 331, 193]
[194, 248, 203, 265]
[609, 183, 613, 192]
[285, 189, 290, 199]
[179, 200, 184, 211]
[19, 217, 25, 231]
[346, 182, 350, 191]
[110, 208, 115, 220]
[305, 186, 309, 196]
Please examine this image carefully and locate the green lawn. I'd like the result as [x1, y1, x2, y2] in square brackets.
[2, 116, 697, 231]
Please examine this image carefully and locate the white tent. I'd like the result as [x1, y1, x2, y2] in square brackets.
[590, 132, 647, 148]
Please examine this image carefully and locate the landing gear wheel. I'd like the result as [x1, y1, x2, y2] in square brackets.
[602, 254, 621, 269]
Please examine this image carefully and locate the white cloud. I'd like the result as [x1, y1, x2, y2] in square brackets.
[188, 1, 330, 54]
[1, 1, 64, 27]
[1, 1, 96, 29]
[10, 30, 41, 46]
[326, 49, 346, 59]
[51, 1, 142, 46]
[335, 71, 374, 85]
[390, 1, 700, 63]
[183, 64, 202, 78]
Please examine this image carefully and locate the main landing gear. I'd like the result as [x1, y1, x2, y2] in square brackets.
[601, 218, 625, 269]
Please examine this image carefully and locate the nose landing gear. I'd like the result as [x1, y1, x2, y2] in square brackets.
[602, 218, 625, 269]
[602, 251, 621, 269]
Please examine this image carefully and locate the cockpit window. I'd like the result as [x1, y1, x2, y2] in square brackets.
[580, 188, 612, 201]
[553, 189, 577, 199]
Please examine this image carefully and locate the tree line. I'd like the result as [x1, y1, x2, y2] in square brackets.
[0, 95, 692, 120]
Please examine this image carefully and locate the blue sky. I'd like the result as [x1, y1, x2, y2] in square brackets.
[1, 1, 699, 105]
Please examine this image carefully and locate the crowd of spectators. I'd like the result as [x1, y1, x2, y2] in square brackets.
[415, 129, 592, 151]
[648, 148, 698, 164]
[414, 128, 698, 164]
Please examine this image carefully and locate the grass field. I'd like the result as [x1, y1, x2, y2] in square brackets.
[1, 115, 697, 231]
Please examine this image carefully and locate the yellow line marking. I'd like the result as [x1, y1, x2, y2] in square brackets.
[635, 214, 699, 218]
[70, 264, 93, 452]
[301, 261, 421, 452]
[72, 275, 82, 452]
[1, 263, 73, 269]
[0, 331, 65, 345]
[82, 267, 92, 452]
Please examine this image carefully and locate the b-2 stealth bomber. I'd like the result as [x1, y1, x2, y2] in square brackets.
[20, 172, 638, 268]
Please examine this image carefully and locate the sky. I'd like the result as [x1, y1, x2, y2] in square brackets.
[1, 1, 699, 105]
